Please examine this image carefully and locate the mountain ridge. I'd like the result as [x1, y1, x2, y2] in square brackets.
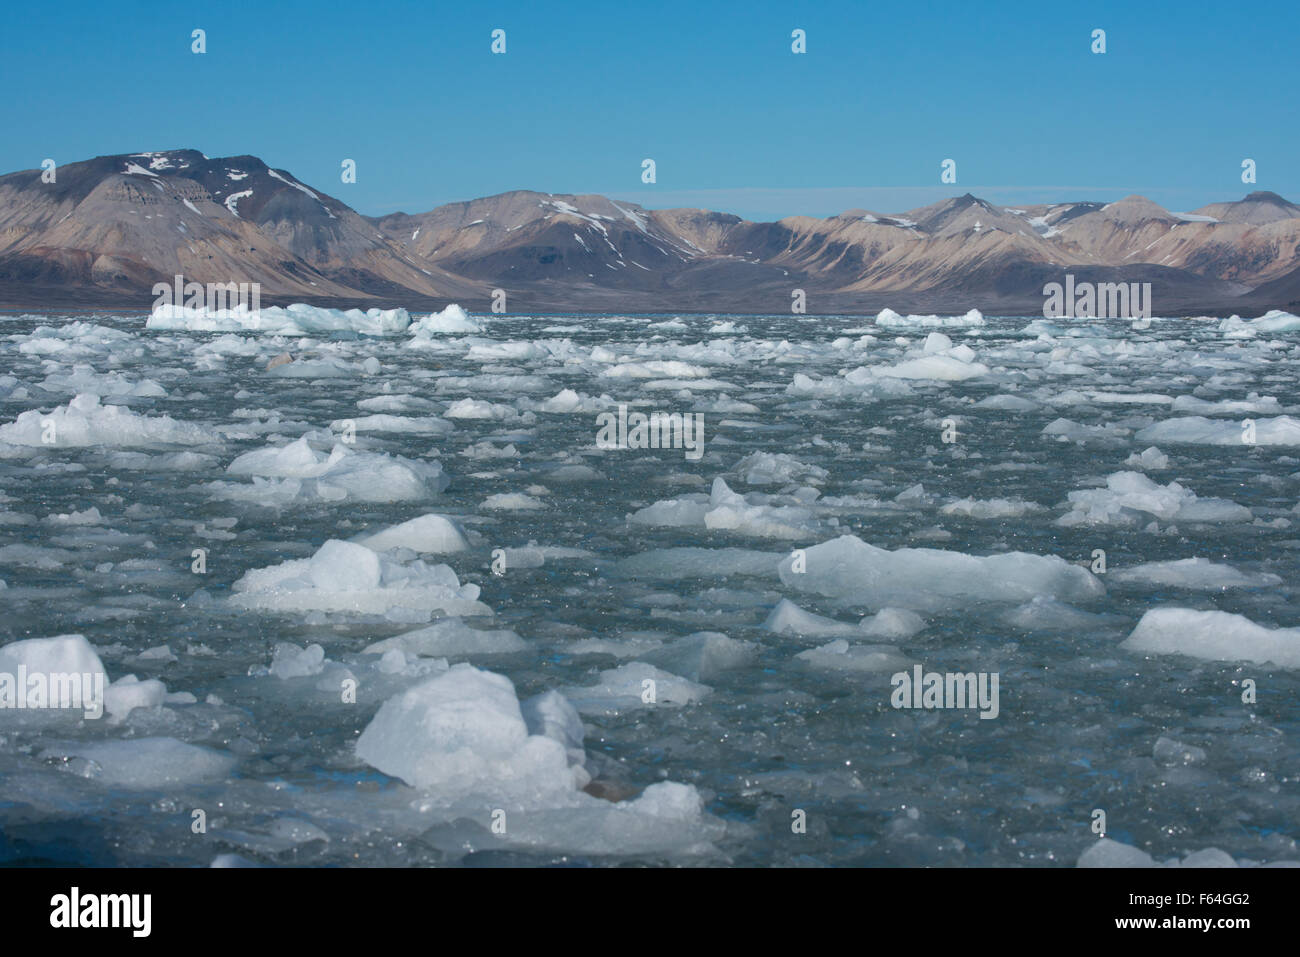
[1, 150, 1296, 315]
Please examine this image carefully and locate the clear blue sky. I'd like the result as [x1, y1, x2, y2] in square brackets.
[3, 0, 1296, 220]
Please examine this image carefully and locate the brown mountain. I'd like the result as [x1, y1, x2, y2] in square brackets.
[0, 150, 1295, 315]
[0, 150, 484, 309]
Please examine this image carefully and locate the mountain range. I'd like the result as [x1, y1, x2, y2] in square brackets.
[2, 149, 1298, 315]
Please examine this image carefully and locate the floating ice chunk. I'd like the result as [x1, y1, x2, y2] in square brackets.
[941, 497, 1045, 519]
[538, 389, 581, 413]
[41, 737, 236, 789]
[1136, 415, 1300, 446]
[628, 496, 710, 527]
[0, 544, 77, 569]
[732, 451, 828, 486]
[364, 618, 526, 657]
[36, 365, 166, 399]
[860, 608, 927, 639]
[875, 354, 989, 381]
[0, 633, 106, 678]
[226, 435, 324, 477]
[409, 304, 483, 335]
[1217, 310, 1300, 334]
[794, 639, 912, 672]
[466, 341, 548, 362]
[482, 492, 545, 510]
[545, 463, 605, 482]
[269, 818, 331, 846]
[1082, 837, 1257, 868]
[266, 356, 371, 378]
[1078, 838, 1157, 868]
[328, 414, 453, 435]
[1178, 848, 1238, 868]
[18, 322, 133, 354]
[923, 332, 953, 353]
[1110, 557, 1281, 591]
[269, 642, 327, 679]
[1122, 608, 1300, 668]
[894, 483, 931, 504]
[1041, 417, 1129, 443]
[558, 662, 710, 715]
[777, 534, 1104, 611]
[443, 398, 516, 420]
[1170, 394, 1282, 416]
[355, 664, 582, 800]
[601, 359, 711, 379]
[437, 779, 721, 858]
[764, 599, 923, 640]
[521, 689, 588, 784]
[534, 388, 608, 414]
[147, 302, 411, 336]
[785, 369, 915, 401]
[874, 308, 985, 328]
[764, 599, 861, 637]
[638, 632, 755, 681]
[1057, 471, 1250, 527]
[44, 507, 103, 525]
[353, 514, 469, 554]
[224, 438, 448, 502]
[703, 479, 816, 539]
[230, 540, 490, 617]
[1000, 595, 1122, 633]
[0, 394, 216, 448]
[356, 394, 440, 413]
[104, 674, 168, 721]
[1153, 736, 1207, 766]
[0, 634, 108, 722]
[1123, 446, 1169, 470]
[973, 394, 1039, 411]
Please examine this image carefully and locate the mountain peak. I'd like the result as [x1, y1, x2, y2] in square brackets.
[1097, 195, 1174, 223]
[1191, 190, 1300, 225]
[1243, 190, 1289, 204]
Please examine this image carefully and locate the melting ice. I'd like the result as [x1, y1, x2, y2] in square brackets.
[0, 304, 1298, 867]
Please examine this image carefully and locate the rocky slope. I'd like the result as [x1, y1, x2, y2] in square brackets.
[0, 150, 484, 308]
[1, 151, 1295, 314]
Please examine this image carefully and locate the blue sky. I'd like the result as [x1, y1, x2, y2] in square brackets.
[3, 0, 1296, 220]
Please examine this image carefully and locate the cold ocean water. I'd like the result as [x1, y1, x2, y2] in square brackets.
[0, 305, 1298, 867]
